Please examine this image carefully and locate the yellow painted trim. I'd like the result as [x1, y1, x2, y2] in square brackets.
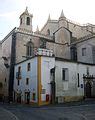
[37, 56, 51, 106]
[37, 56, 42, 106]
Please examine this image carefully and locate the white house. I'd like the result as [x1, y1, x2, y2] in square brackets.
[14, 49, 55, 106]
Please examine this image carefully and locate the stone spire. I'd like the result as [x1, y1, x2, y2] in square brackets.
[20, 7, 29, 17]
[48, 14, 51, 21]
[36, 25, 39, 33]
[25, 7, 28, 14]
[59, 10, 66, 19]
[58, 10, 67, 28]
[25, 7, 28, 11]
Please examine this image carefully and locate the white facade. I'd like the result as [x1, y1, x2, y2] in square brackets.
[55, 59, 95, 103]
[41, 56, 55, 102]
[14, 57, 38, 103]
[14, 56, 55, 105]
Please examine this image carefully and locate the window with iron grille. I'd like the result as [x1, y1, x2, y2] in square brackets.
[77, 73, 80, 87]
[27, 63, 31, 71]
[17, 66, 22, 79]
[26, 78, 29, 85]
[17, 80, 20, 86]
[62, 68, 69, 81]
[82, 48, 86, 56]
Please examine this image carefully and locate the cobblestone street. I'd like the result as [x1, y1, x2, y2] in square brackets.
[1, 100, 95, 120]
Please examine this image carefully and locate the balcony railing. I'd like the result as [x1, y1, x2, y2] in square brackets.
[16, 72, 22, 79]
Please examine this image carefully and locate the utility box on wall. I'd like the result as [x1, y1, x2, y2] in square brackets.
[58, 96, 64, 103]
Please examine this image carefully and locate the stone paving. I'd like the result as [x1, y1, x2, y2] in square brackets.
[0, 107, 19, 120]
[0, 99, 95, 120]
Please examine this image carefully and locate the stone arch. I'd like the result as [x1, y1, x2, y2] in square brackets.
[26, 17, 30, 25]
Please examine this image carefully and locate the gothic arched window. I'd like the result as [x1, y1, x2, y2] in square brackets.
[26, 17, 30, 25]
[26, 41, 34, 56]
[47, 29, 50, 35]
[20, 18, 22, 25]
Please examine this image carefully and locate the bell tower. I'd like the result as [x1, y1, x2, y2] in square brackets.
[19, 7, 33, 32]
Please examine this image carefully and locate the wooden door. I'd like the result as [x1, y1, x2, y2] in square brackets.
[86, 82, 91, 98]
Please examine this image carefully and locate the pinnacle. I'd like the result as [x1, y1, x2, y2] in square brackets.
[60, 10, 65, 18]
[25, 6, 28, 13]
[48, 14, 51, 21]
[36, 25, 39, 33]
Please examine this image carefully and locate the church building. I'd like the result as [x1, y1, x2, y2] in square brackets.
[0, 8, 95, 104]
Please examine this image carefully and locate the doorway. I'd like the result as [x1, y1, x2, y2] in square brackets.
[17, 93, 21, 103]
[50, 67, 55, 104]
[25, 92, 30, 104]
[85, 82, 92, 98]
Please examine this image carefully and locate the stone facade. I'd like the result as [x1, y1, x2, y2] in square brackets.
[41, 13, 95, 39]
[15, 32, 40, 63]
[0, 42, 9, 98]
[76, 36, 95, 64]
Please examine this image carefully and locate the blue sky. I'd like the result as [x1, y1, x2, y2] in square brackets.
[0, 0, 95, 40]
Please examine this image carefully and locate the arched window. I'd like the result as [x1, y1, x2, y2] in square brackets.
[47, 29, 50, 35]
[20, 18, 22, 25]
[26, 41, 34, 56]
[26, 17, 30, 25]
